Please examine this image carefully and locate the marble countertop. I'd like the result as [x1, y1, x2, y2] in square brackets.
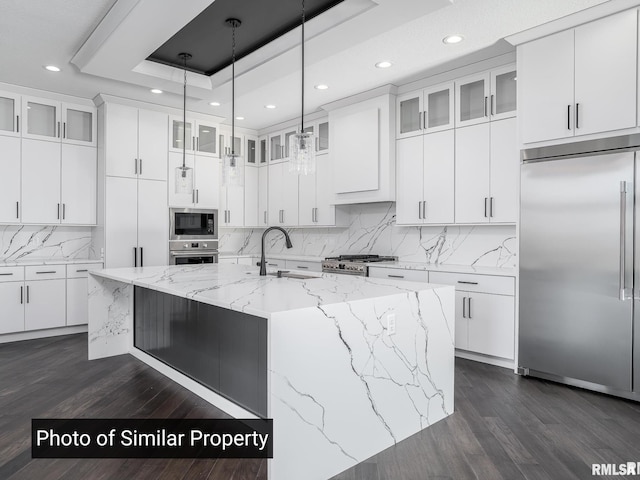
[218, 252, 325, 262]
[90, 263, 449, 319]
[366, 261, 517, 277]
[0, 258, 103, 267]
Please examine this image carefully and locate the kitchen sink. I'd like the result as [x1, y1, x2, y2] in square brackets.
[267, 270, 320, 279]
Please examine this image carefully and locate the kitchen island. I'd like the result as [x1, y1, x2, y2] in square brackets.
[88, 263, 454, 480]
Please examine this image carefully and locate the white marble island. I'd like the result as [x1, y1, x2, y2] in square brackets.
[88, 263, 455, 480]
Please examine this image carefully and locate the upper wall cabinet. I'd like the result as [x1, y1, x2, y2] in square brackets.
[397, 82, 454, 139]
[0, 91, 21, 137]
[169, 116, 219, 157]
[519, 9, 637, 144]
[455, 64, 516, 128]
[22, 96, 96, 146]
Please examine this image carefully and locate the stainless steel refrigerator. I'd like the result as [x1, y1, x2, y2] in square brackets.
[520, 135, 640, 400]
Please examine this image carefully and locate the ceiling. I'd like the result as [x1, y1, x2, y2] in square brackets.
[0, 0, 615, 131]
[148, 0, 344, 75]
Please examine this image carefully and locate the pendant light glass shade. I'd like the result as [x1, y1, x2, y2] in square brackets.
[288, 131, 316, 175]
[175, 53, 194, 194]
[289, 0, 315, 176]
[222, 153, 244, 186]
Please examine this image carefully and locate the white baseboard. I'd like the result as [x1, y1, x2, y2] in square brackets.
[455, 349, 515, 370]
[0, 325, 88, 344]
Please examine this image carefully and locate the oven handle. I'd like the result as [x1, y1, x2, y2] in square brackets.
[170, 251, 219, 257]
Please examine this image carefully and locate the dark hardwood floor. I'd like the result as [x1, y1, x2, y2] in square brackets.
[1, 334, 639, 480]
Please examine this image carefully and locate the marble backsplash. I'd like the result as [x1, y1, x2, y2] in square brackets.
[0, 225, 94, 262]
[219, 202, 517, 268]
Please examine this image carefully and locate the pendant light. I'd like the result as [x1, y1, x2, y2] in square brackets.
[175, 52, 194, 194]
[289, 0, 316, 175]
[222, 18, 244, 187]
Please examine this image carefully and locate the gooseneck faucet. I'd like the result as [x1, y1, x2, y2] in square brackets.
[259, 227, 293, 276]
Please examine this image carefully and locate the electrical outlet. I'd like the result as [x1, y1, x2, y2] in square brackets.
[386, 313, 396, 336]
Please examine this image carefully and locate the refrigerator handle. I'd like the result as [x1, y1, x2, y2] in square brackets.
[620, 181, 628, 301]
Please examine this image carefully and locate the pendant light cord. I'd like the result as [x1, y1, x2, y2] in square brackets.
[182, 54, 187, 170]
[301, 0, 305, 132]
[231, 22, 236, 156]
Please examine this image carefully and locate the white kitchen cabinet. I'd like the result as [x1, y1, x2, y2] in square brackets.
[455, 118, 517, 224]
[396, 129, 455, 225]
[168, 152, 219, 209]
[138, 179, 169, 267]
[317, 120, 329, 154]
[284, 259, 322, 273]
[22, 97, 96, 147]
[24, 279, 66, 330]
[268, 161, 298, 226]
[430, 271, 515, 360]
[397, 82, 454, 139]
[0, 135, 21, 223]
[259, 136, 268, 164]
[0, 91, 20, 137]
[246, 135, 258, 165]
[456, 65, 516, 128]
[170, 116, 219, 158]
[170, 116, 194, 154]
[269, 131, 284, 162]
[298, 154, 338, 226]
[0, 281, 24, 334]
[219, 126, 243, 158]
[264, 258, 285, 269]
[195, 120, 218, 157]
[61, 144, 97, 225]
[244, 165, 259, 227]
[106, 104, 168, 181]
[519, 10, 637, 144]
[367, 266, 429, 283]
[220, 150, 245, 228]
[21, 139, 61, 224]
[258, 165, 269, 226]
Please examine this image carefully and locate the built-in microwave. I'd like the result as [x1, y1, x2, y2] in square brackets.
[169, 208, 218, 241]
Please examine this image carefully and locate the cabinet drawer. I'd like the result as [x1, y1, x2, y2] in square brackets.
[25, 264, 66, 281]
[368, 267, 429, 283]
[429, 271, 514, 295]
[0, 266, 25, 283]
[284, 259, 322, 273]
[265, 258, 285, 269]
[66, 263, 103, 278]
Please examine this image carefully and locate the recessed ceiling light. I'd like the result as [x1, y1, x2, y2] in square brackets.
[150, 89, 163, 94]
[314, 84, 329, 90]
[236, 116, 244, 120]
[264, 104, 276, 109]
[443, 34, 464, 45]
[375, 61, 392, 69]
[44, 65, 61, 72]
[209, 101, 221, 106]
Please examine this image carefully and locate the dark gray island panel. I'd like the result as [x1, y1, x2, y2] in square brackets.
[133, 286, 267, 417]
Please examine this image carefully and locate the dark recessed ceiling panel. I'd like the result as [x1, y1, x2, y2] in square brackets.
[148, 0, 344, 76]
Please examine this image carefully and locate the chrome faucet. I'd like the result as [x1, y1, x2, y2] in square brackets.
[259, 227, 293, 276]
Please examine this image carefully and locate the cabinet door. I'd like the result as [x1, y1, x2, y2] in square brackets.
[61, 144, 97, 225]
[425, 83, 454, 133]
[259, 137, 268, 164]
[0, 136, 21, 223]
[490, 65, 517, 121]
[244, 165, 259, 226]
[25, 279, 66, 330]
[168, 151, 195, 207]
[0, 91, 20, 136]
[169, 116, 194, 154]
[105, 103, 138, 178]
[466, 292, 514, 359]
[395, 136, 424, 225]
[0, 282, 24, 334]
[105, 176, 138, 268]
[195, 120, 218, 157]
[455, 124, 490, 224]
[489, 119, 517, 223]
[270, 133, 283, 162]
[282, 165, 299, 226]
[194, 155, 220, 209]
[268, 162, 284, 224]
[454, 291, 469, 350]
[455, 73, 490, 128]
[314, 154, 335, 226]
[574, 9, 637, 136]
[298, 167, 316, 226]
[139, 109, 168, 181]
[246, 136, 257, 165]
[62, 103, 96, 146]
[397, 91, 423, 139]
[66, 277, 88, 326]
[220, 130, 243, 158]
[283, 128, 298, 161]
[21, 139, 61, 224]
[22, 96, 61, 142]
[317, 121, 329, 153]
[221, 185, 244, 227]
[258, 165, 269, 226]
[138, 179, 169, 267]
[519, 29, 574, 144]
[423, 129, 455, 224]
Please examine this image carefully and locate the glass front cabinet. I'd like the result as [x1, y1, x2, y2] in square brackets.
[0, 91, 21, 137]
[22, 96, 95, 146]
[170, 116, 219, 157]
[455, 64, 517, 127]
[397, 82, 454, 139]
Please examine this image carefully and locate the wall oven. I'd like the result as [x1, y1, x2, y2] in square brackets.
[169, 242, 219, 265]
[170, 208, 218, 241]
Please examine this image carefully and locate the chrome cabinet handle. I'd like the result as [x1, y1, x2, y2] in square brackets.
[388, 274, 405, 279]
[140, 247, 144, 267]
[26, 285, 29, 303]
[567, 105, 571, 130]
[0, 273, 13, 276]
[423, 111, 427, 130]
[620, 181, 628, 300]
[76, 269, 88, 273]
[462, 296, 466, 318]
[422, 201, 426, 219]
[484, 96, 488, 117]
[264, 211, 267, 224]
[484, 198, 488, 218]
[418, 110, 422, 130]
[20, 286, 23, 304]
[196, 190, 199, 203]
[418, 201, 422, 219]
[63, 122, 66, 139]
[575, 103, 580, 129]
[490, 197, 494, 218]
[468, 297, 472, 318]
[490, 94, 494, 116]
[134, 158, 138, 174]
[458, 281, 478, 285]
[227, 210, 230, 224]
[16, 201, 19, 219]
[297, 266, 309, 269]
[62, 203, 66, 220]
[192, 190, 195, 203]
[16, 115, 19, 133]
[57, 121, 61, 138]
[134, 246, 137, 267]
[139, 159, 142, 175]
[35, 271, 57, 274]
[57, 203, 60, 220]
